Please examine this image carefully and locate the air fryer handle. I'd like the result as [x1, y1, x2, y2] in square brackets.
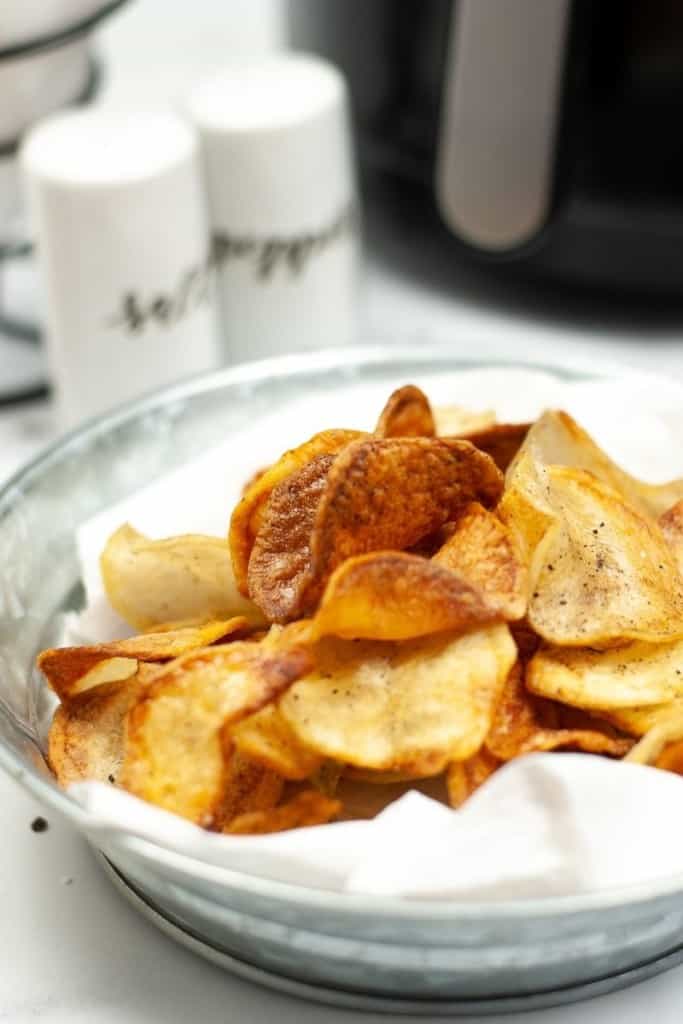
[436, 0, 570, 253]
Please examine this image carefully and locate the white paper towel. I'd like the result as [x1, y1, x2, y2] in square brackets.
[61, 366, 683, 899]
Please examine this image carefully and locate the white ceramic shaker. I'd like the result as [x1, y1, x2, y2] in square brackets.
[183, 53, 360, 363]
[21, 110, 220, 428]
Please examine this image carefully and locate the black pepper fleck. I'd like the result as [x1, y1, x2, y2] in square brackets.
[107, 774, 115, 784]
[31, 816, 48, 833]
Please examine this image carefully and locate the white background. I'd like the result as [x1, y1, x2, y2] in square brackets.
[3, 1, 683, 1020]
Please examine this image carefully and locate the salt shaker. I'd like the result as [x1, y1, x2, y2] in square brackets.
[21, 110, 220, 428]
[183, 54, 360, 363]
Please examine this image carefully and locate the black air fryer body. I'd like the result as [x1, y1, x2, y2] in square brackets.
[290, 0, 683, 294]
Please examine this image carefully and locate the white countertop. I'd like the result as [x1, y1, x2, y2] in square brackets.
[4, 1, 683, 1020]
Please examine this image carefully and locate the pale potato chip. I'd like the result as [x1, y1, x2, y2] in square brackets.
[38, 618, 246, 702]
[119, 636, 313, 824]
[528, 640, 683, 710]
[432, 503, 527, 620]
[433, 406, 496, 437]
[101, 525, 263, 630]
[486, 663, 632, 760]
[660, 499, 683, 576]
[249, 436, 504, 622]
[48, 665, 158, 788]
[625, 716, 683, 766]
[279, 625, 516, 774]
[224, 790, 341, 834]
[510, 464, 683, 646]
[512, 409, 683, 518]
[210, 750, 284, 832]
[455, 423, 531, 473]
[602, 701, 683, 737]
[446, 748, 500, 808]
[230, 703, 323, 780]
[229, 429, 364, 595]
[498, 449, 555, 564]
[374, 385, 435, 438]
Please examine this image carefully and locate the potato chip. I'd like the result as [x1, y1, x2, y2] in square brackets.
[38, 618, 246, 703]
[509, 464, 683, 646]
[513, 409, 683, 518]
[247, 453, 336, 622]
[335, 774, 450, 819]
[498, 450, 556, 564]
[279, 625, 516, 774]
[446, 748, 500, 808]
[455, 422, 531, 473]
[528, 639, 683, 710]
[486, 663, 632, 760]
[119, 637, 313, 824]
[656, 739, 683, 774]
[625, 716, 683, 766]
[101, 525, 263, 630]
[249, 437, 504, 622]
[660, 499, 683, 576]
[374, 385, 435, 438]
[230, 703, 323, 780]
[229, 429, 363, 594]
[224, 790, 341, 834]
[433, 406, 496, 437]
[602, 701, 683, 737]
[210, 750, 284, 832]
[48, 665, 157, 787]
[432, 503, 527, 620]
[310, 546, 520, 642]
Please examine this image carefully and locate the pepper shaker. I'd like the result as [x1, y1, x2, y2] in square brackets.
[183, 53, 361, 363]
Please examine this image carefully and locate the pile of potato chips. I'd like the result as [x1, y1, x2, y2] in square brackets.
[40, 385, 683, 834]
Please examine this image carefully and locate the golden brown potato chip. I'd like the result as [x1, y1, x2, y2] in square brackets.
[38, 618, 246, 703]
[101, 525, 263, 630]
[432, 503, 527, 620]
[210, 750, 284, 832]
[455, 422, 531, 473]
[310, 548, 517, 642]
[230, 703, 323, 780]
[528, 639, 683, 711]
[446, 748, 500, 808]
[433, 406, 496, 437]
[513, 410, 683, 518]
[509, 464, 683, 646]
[48, 665, 158, 788]
[322, 501, 525, 637]
[374, 385, 435, 438]
[247, 453, 336, 623]
[224, 789, 341, 834]
[249, 437, 504, 622]
[309, 524, 528, 643]
[119, 637, 313, 824]
[335, 774, 450, 820]
[279, 625, 516, 774]
[229, 429, 363, 595]
[656, 739, 683, 774]
[486, 663, 632, 760]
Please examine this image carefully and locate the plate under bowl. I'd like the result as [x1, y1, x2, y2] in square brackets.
[3, 346, 683, 1012]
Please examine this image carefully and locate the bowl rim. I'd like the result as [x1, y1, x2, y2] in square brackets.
[4, 342, 683, 921]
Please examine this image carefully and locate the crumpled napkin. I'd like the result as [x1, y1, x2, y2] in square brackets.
[62, 366, 683, 899]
